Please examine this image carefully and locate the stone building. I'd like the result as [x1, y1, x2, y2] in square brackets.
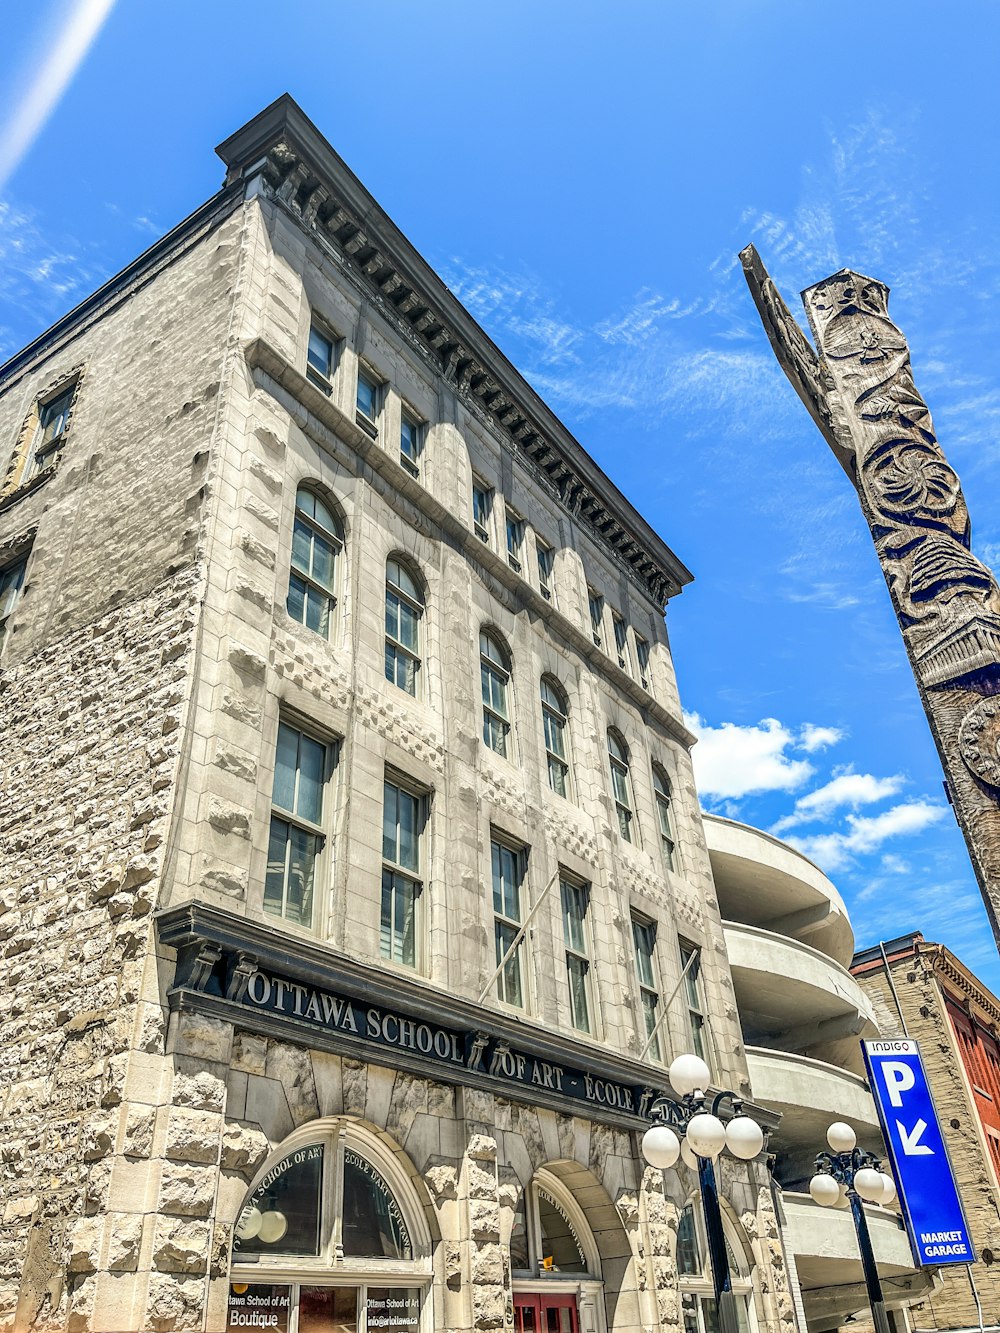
[0, 96, 799, 1333]
[853, 934, 1000, 1330]
[704, 820, 934, 1331]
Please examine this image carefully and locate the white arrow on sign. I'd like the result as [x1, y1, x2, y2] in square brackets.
[896, 1118, 933, 1156]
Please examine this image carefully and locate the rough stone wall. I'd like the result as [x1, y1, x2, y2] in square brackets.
[856, 957, 1000, 1328]
[0, 569, 201, 1331]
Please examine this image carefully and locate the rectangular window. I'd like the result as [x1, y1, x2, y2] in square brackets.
[356, 368, 381, 426]
[680, 941, 707, 1065]
[265, 722, 330, 930]
[505, 508, 524, 573]
[588, 588, 604, 647]
[536, 538, 554, 602]
[30, 382, 76, 476]
[0, 556, 27, 648]
[473, 481, 494, 544]
[381, 777, 425, 967]
[307, 325, 335, 388]
[632, 916, 661, 1061]
[399, 409, 422, 477]
[492, 839, 526, 1008]
[613, 613, 631, 674]
[561, 878, 592, 1034]
[635, 634, 650, 691]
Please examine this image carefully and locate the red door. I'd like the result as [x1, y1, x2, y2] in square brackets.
[513, 1294, 579, 1333]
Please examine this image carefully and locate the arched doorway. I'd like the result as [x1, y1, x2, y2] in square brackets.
[676, 1198, 758, 1333]
[227, 1121, 433, 1333]
[509, 1170, 606, 1333]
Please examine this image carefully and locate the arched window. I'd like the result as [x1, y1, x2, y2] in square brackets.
[288, 487, 342, 638]
[385, 558, 423, 695]
[607, 730, 635, 843]
[676, 1200, 756, 1332]
[652, 764, 677, 871]
[480, 630, 512, 758]
[230, 1125, 431, 1331]
[540, 677, 570, 797]
[510, 1174, 600, 1279]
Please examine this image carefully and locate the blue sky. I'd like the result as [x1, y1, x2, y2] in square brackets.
[3, 2, 1000, 988]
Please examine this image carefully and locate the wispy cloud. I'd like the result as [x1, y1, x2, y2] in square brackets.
[799, 724, 845, 754]
[789, 800, 945, 872]
[772, 770, 905, 834]
[0, 0, 117, 194]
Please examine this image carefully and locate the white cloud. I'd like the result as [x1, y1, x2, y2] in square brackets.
[772, 770, 904, 834]
[790, 800, 945, 872]
[798, 724, 845, 753]
[0, 0, 117, 194]
[684, 712, 815, 801]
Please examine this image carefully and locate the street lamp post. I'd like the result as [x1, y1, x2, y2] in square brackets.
[808, 1121, 898, 1333]
[640, 1054, 766, 1333]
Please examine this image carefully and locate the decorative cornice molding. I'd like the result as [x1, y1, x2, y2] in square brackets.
[217, 95, 692, 611]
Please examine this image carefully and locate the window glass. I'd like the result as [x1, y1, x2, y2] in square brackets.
[385, 559, 423, 696]
[226, 1286, 291, 1333]
[492, 839, 525, 1008]
[536, 1190, 587, 1273]
[613, 613, 631, 673]
[381, 779, 423, 967]
[0, 557, 27, 645]
[307, 326, 334, 383]
[540, 678, 569, 797]
[37, 385, 74, 449]
[677, 1203, 702, 1277]
[288, 489, 341, 638]
[560, 880, 591, 1034]
[588, 589, 604, 647]
[510, 1192, 530, 1272]
[536, 539, 554, 601]
[233, 1144, 324, 1259]
[342, 1148, 413, 1259]
[473, 482, 493, 542]
[681, 942, 707, 1064]
[480, 632, 511, 757]
[632, 916, 661, 1061]
[265, 723, 328, 929]
[299, 1288, 358, 1333]
[608, 732, 634, 842]
[357, 369, 379, 420]
[635, 634, 651, 689]
[400, 411, 421, 476]
[653, 766, 677, 871]
[506, 510, 524, 572]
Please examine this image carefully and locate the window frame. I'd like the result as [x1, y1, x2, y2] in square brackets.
[540, 676, 571, 799]
[676, 1200, 755, 1333]
[607, 730, 635, 844]
[264, 719, 335, 932]
[535, 535, 555, 603]
[587, 588, 604, 648]
[306, 321, 337, 391]
[28, 379, 78, 479]
[472, 479, 494, 544]
[0, 553, 28, 649]
[679, 939, 709, 1068]
[652, 764, 678, 872]
[287, 487, 343, 640]
[384, 557, 423, 697]
[612, 612, 632, 675]
[491, 835, 528, 1011]
[511, 1171, 602, 1280]
[380, 772, 427, 970]
[505, 506, 524, 573]
[631, 914, 662, 1063]
[635, 633, 651, 691]
[399, 406, 423, 478]
[480, 629, 512, 759]
[356, 364, 383, 433]
[560, 875, 594, 1036]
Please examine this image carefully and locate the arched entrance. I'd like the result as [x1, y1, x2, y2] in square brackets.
[510, 1169, 606, 1333]
[227, 1121, 433, 1333]
[676, 1197, 758, 1333]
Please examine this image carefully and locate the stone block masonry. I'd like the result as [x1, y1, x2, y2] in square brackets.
[0, 566, 202, 1331]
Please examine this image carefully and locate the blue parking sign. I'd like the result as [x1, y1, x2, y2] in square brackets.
[862, 1039, 975, 1267]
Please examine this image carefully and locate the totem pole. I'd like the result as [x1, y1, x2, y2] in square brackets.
[741, 245, 1000, 951]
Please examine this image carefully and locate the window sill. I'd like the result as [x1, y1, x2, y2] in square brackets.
[0, 461, 57, 515]
[355, 410, 378, 439]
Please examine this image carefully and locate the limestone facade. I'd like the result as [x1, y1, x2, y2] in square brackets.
[2, 96, 789, 1333]
[853, 935, 1000, 1330]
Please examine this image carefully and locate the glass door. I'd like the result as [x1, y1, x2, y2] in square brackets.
[513, 1294, 579, 1333]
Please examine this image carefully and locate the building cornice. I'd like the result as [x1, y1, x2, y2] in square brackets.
[217, 94, 692, 610]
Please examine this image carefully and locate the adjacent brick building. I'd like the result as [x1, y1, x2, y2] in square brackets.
[853, 934, 1000, 1330]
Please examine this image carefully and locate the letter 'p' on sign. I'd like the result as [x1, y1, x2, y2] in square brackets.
[863, 1039, 975, 1267]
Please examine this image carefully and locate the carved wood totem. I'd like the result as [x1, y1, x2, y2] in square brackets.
[740, 244, 1000, 950]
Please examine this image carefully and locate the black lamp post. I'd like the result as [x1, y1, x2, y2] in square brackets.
[809, 1121, 898, 1333]
[640, 1054, 766, 1333]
